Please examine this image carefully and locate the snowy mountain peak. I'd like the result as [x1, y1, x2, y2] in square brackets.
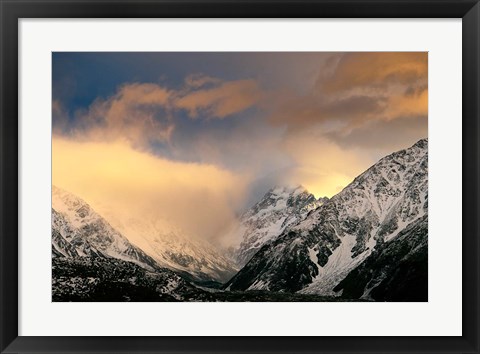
[269, 184, 305, 197]
[225, 139, 428, 297]
[52, 185, 159, 270]
[228, 185, 327, 267]
[52, 186, 237, 283]
[413, 137, 428, 149]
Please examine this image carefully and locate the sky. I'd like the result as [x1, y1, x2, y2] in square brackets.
[52, 52, 428, 241]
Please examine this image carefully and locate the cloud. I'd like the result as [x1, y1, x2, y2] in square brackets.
[327, 115, 428, 152]
[268, 52, 428, 151]
[385, 86, 428, 121]
[52, 99, 70, 135]
[175, 79, 263, 119]
[262, 54, 428, 197]
[52, 137, 250, 241]
[52, 52, 428, 213]
[184, 73, 222, 88]
[116, 82, 171, 105]
[54, 77, 265, 151]
[278, 132, 372, 197]
[54, 83, 175, 150]
[270, 93, 387, 129]
[320, 52, 428, 93]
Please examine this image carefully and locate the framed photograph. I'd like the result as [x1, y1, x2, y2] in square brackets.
[1, 0, 478, 353]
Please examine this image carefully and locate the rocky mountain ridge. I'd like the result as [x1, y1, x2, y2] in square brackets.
[227, 185, 328, 267]
[225, 139, 428, 301]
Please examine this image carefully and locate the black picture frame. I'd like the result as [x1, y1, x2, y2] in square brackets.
[1, 1, 478, 353]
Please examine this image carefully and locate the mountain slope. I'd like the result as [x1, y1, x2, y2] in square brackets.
[227, 185, 327, 266]
[52, 186, 237, 283]
[97, 211, 238, 283]
[332, 214, 427, 301]
[52, 186, 159, 270]
[225, 139, 428, 298]
[52, 186, 213, 301]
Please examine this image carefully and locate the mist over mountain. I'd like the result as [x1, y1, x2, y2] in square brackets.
[52, 186, 159, 270]
[52, 186, 237, 283]
[52, 187, 213, 300]
[225, 139, 428, 300]
[52, 139, 428, 302]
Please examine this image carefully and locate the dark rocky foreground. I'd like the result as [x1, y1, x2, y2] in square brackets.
[52, 257, 368, 302]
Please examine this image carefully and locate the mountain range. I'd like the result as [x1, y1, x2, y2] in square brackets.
[225, 139, 428, 301]
[52, 139, 428, 301]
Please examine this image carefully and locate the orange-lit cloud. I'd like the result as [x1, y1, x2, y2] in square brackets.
[278, 133, 372, 197]
[56, 77, 265, 151]
[385, 86, 428, 121]
[184, 73, 222, 88]
[268, 53, 427, 160]
[259, 53, 428, 197]
[270, 93, 386, 129]
[320, 52, 427, 93]
[58, 83, 175, 148]
[175, 79, 262, 119]
[52, 52, 428, 235]
[52, 137, 250, 241]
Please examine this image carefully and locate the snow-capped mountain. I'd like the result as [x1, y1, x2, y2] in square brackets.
[99, 212, 238, 283]
[227, 185, 327, 266]
[52, 186, 237, 283]
[52, 186, 215, 301]
[52, 186, 159, 270]
[225, 139, 428, 300]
